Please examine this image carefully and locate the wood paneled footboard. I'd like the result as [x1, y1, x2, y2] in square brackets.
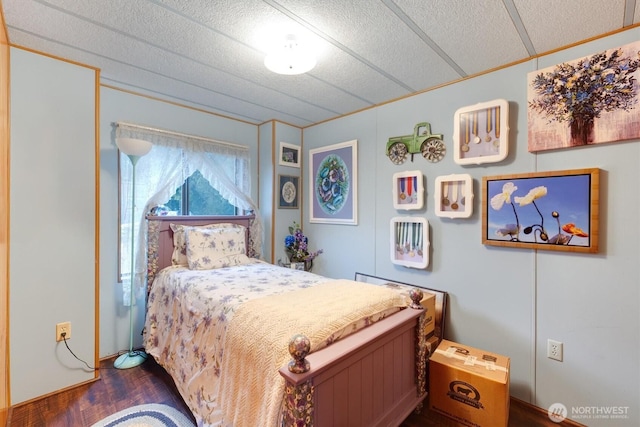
[279, 306, 428, 427]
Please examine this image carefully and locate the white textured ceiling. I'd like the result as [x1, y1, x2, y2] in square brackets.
[3, 0, 638, 127]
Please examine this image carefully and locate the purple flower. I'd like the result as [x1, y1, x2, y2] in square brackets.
[284, 222, 322, 262]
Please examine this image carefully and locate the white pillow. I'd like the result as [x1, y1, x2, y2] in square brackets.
[185, 226, 250, 270]
[170, 222, 246, 266]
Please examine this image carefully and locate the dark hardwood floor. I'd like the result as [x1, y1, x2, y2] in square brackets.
[8, 355, 581, 427]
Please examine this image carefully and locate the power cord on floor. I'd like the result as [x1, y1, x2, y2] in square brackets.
[60, 332, 143, 370]
[60, 332, 100, 370]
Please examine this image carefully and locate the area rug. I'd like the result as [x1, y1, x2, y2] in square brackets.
[90, 403, 195, 427]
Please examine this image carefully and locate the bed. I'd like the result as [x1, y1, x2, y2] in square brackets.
[143, 214, 432, 427]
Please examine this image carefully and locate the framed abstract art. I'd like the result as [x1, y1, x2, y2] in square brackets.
[309, 140, 358, 225]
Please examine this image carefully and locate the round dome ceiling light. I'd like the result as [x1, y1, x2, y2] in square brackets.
[264, 34, 316, 75]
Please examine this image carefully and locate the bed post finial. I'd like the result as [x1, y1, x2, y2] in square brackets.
[409, 288, 424, 309]
[288, 334, 311, 373]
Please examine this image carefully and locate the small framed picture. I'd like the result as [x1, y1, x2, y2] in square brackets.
[453, 99, 509, 165]
[390, 217, 429, 269]
[393, 170, 424, 210]
[279, 142, 301, 168]
[278, 175, 299, 209]
[290, 262, 306, 270]
[434, 174, 473, 219]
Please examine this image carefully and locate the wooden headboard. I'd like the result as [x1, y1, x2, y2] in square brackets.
[146, 214, 255, 292]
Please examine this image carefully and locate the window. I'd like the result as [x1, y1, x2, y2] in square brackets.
[166, 171, 236, 215]
[116, 123, 257, 286]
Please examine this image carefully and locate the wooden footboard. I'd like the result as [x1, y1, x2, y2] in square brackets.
[279, 307, 427, 427]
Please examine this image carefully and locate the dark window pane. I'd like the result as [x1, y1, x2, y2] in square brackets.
[187, 171, 235, 215]
[165, 170, 235, 215]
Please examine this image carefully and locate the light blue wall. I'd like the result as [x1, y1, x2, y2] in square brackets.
[302, 29, 640, 425]
[257, 120, 303, 264]
[100, 87, 259, 358]
[10, 48, 97, 404]
[273, 122, 303, 264]
[303, 108, 379, 278]
[258, 121, 274, 262]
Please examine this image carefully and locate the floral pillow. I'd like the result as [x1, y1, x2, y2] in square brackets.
[170, 222, 246, 266]
[185, 226, 250, 270]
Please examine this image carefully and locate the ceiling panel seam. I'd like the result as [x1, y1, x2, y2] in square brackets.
[101, 77, 268, 124]
[263, 0, 416, 92]
[502, 0, 536, 56]
[380, 0, 467, 77]
[623, 0, 637, 26]
[30, 0, 340, 119]
[150, 1, 351, 115]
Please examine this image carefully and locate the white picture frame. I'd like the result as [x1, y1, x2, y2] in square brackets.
[390, 217, 429, 269]
[453, 99, 509, 165]
[279, 142, 301, 168]
[392, 170, 424, 210]
[434, 174, 473, 219]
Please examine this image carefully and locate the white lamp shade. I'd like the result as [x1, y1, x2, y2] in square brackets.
[116, 137, 152, 157]
[264, 34, 316, 75]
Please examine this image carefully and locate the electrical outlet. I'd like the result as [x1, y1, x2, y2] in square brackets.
[56, 322, 71, 342]
[547, 339, 563, 361]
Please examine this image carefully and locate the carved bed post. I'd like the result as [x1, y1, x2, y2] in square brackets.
[409, 288, 428, 413]
[282, 334, 314, 426]
[146, 217, 161, 296]
[281, 289, 429, 425]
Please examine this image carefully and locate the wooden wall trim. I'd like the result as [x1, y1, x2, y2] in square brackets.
[0, 0, 10, 424]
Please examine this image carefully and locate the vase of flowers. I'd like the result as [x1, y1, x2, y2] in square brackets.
[285, 222, 323, 271]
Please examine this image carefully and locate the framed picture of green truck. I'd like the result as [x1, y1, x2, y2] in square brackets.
[385, 122, 445, 164]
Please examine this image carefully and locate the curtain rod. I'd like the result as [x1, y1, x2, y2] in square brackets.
[116, 121, 247, 150]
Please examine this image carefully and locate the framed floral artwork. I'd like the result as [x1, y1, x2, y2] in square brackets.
[278, 175, 299, 209]
[393, 170, 424, 210]
[453, 99, 509, 165]
[279, 142, 301, 167]
[390, 217, 429, 269]
[528, 40, 640, 152]
[309, 140, 358, 225]
[482, 168, 599, 253]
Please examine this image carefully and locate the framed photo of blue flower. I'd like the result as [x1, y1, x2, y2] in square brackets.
[482, 168, 599, 253]
[309, 139, 358, 225]
[279, 142, 301, 167]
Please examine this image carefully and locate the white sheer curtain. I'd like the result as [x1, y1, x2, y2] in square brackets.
[116, 122, 263, 304]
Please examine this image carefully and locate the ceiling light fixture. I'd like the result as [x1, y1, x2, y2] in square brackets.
[264, 34, 316, 75]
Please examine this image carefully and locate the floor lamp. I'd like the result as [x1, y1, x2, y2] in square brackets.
[114, 137, 152, 369]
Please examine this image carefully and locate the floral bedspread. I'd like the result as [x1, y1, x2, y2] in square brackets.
[144, 260, 332, 426]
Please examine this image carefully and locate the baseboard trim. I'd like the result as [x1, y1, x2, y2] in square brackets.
[511, 397, 586, 427]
